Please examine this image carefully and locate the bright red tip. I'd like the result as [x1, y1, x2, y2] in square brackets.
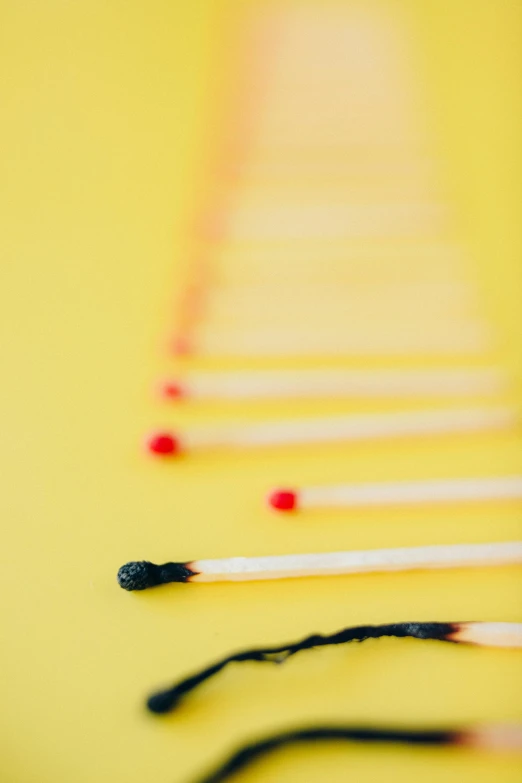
[147, 431, 181, 456]
[269, 489, 298, 512]
[162, 381, 185, 400]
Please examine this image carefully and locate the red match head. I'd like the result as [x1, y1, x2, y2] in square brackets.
[161, 381, 185, 400]
[172, 336, 192, 356]
[146, 431, 182, 457]
[268, 488, 298, 512]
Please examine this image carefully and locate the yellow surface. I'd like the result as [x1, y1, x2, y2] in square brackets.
[1, 2, 521, 782]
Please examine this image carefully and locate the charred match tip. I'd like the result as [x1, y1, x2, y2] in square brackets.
[117, 560, 196, 591]
[146, 431, 182, 457]
[269, 488, 298, 512]
[147, 690, 181, 714]
[117, 561, 162, 591]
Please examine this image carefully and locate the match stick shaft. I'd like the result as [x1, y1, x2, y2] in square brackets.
[192, 541, 522, 583]
[173, 368, 505, 401]
[225, 201, 446, 240]
[186, 407, 516, 449]
[453, 622, 522, 649]
[301, 476, 522, 508]
[194, 323, 490, 356]
[467, 725, 522, 752]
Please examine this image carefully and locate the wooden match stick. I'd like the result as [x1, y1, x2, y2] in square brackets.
[117, 540, 522, 591]
[161, 367, 505, 402]
[185, 322, 491, 357]
[268, 475, 522, 512]
[147, 621, 522, 714]
[192, 724, 522, 783]
[146, 406, 516, 456]
[224, 200, 446, 241]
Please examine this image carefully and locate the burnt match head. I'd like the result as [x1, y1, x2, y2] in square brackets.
[117, 561, 162, 591]
[147, 690, 182, 714]
[117, 560, 197, 591]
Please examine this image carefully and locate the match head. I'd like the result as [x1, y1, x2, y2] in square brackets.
[172, 336, 192, 356]
[268, 488, 298, 512]
[146, 431, 182, 457]
[147, 690, 181, 714]
[117, 561, 162, 591]
[161, 381, 185, 400]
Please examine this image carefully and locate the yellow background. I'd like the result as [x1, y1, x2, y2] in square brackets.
[1, 1, 521, 782]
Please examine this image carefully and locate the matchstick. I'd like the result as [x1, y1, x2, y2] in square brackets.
[146, 406, 516, 456]
[117, 540, 522, 591]
[211, 240, 465, 281]
[192, 724, 522, 783]
[147, 621, 522, 714]
[161, 367, 505, 402]
[186, 322, 491, 357]
[223, 200, 446, 242]
[268, 475, 522, 512]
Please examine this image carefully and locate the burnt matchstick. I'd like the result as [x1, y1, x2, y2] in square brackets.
[147, 621, 522, 715]
[268, 475, 522, 512]
[117, 540, 522, 591]
[191, 724, 522, 783]
[160, 367, 506, 402]
[146, 405, 516, 456]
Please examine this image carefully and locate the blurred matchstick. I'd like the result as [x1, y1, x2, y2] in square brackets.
[268, 475, 522, 512]
[146, 406, 517, 456]
[161, 367, 505, 402]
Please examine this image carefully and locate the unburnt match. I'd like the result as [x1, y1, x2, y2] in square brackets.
[161, 367, 505, 402]
[147, 621, 522, 714]
[117, 540, 522, 591]
[146, 405, 516, 456]
[192, 724, 522, 783]
[268, 475, 522, 512]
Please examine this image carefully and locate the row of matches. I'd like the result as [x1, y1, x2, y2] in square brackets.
[172, 4, 494, 360]
[127, 5, 522, 782]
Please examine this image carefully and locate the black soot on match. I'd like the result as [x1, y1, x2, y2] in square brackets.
[117, 560, 196, 591]
[147, 690, 181, 714]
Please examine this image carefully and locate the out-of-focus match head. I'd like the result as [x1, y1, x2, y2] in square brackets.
[146, 431, 181, 457]
[268, 488, 298, 512]
[161, 381, 185, 400]
[172, 336, 191, 356]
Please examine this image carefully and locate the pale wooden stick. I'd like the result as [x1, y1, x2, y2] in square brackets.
[193, 541, 522, 583]
[194, 322, 490, 356]
[453, 622, 522, 649]
[466, 725, 522, 752]
[224, 201, 446, 241]
[151, 407, 516, 456]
